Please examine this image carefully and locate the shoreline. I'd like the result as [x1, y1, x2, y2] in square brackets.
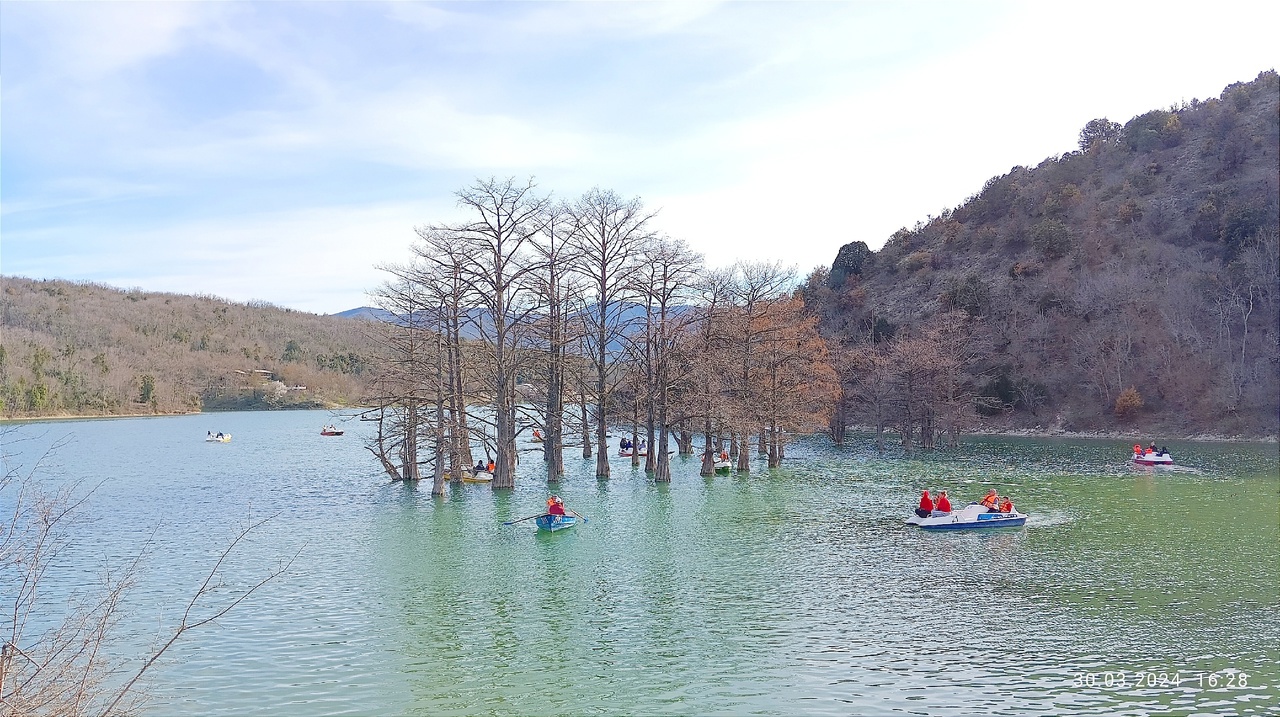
[842, 424, 1279, 444]
[966, 427, 1279, 444]
[4, 411, 1277, 444]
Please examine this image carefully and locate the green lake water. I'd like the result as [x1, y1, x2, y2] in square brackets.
[4, 410, 1278, 715]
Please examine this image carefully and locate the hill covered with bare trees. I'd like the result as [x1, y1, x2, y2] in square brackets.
[807, 70, 1279, 440]
[0, 277, 374, 417]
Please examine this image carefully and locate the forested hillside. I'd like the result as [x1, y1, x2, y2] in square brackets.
[808, 71, 1279, 439]
[0, 277, 375, 417]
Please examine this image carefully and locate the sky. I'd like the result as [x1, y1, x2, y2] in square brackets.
[2, 1, 1277, 315]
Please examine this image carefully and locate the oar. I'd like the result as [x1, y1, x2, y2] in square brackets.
[568, 510, 589, 524]
[502, 513, 548, 526]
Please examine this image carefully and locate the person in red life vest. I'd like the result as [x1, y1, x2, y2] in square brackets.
[999, 496, 1013, 513]
[1133, 443, 1143, 456]
[915, 490, 934, 518]
[935, 491, 952, 514]
[487, 459, 496, 473]
[719, 449, 729, 461]
[546, 495, 566, 516]
[980, 489, 999, 512]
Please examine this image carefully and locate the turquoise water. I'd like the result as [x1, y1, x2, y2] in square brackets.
[4, 411, 1278, 715]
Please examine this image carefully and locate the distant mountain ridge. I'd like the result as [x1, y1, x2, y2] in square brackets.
[334, 302, 685, 353]
[331, 306, 389, 321]
[809, 70, 1279, 437]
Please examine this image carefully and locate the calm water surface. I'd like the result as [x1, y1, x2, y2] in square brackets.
[4, 411, 1278, 716]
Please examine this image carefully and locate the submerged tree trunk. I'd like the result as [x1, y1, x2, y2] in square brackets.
[767, 423, 780, 468]
[700, 415, 716, 476]
[735, 431, 750, 473]
[579, 389, 592, 460]
[402, 400, 421, 482]
[595, 361, 611, 478]
[432, 365, 447, 495]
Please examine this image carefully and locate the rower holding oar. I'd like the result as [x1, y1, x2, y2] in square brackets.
[501, 495, 587, 532]
[546, 495, 566, 516]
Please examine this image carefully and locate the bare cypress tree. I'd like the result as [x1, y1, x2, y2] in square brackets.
[634, 237, 703, 482]
[687, 268, 735, 475]
[753, 296, 839, 466]
[425, 177, 548, 491]
[411, 230, 477, 478]
[726, 262, 795, 473]
[567, 188, 655, 479]
[528, 202, 584, 483]
[364, 273, 434, 483]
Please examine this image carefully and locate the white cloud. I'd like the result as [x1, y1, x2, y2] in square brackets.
[6, 2, 216, 81]
[4, 1, 1277, 313]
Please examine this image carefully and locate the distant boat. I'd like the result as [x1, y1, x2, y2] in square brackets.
[320, 426, 344, 436]
[206, 433, 231, 443]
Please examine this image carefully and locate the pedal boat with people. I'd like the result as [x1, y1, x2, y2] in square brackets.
[905, 502, 1027, 530]
[1132, 451, 1174, 466]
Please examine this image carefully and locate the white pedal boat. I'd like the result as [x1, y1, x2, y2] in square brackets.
[1132, 452, 1174, 466]
[905, 502, 1027, 530]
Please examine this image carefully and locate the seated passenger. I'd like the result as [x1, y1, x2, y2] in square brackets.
[935, 491, 952, 513]
[915, 490, 934, 518]
[474, 461, 486, 474]
[980, 489, 1000, 512]
[999, 496, 1013, 513]
[1133, 443, 1143, 456]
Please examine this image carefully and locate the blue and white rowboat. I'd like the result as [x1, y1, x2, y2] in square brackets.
[905, 503, 1027, 530]
[535, 514, 578, 532]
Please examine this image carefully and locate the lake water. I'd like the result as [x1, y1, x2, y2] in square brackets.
[4, 410, 1278, 716]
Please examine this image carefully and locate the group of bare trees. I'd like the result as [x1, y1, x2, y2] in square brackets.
[828, 311, 991, 451]
[363, 177, 838, 492]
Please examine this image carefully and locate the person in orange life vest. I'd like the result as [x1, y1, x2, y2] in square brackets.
[487, 459, 496, 473]
[915, 490, 934, 518]
[533, 429, 542, 440]
[980, 489, 999, 511]
[546, 495, 566, 516]
[719, 449, 729, 461]
[935, 491, 952, 513]
[1133, 443, 1143, 456]
[999, 496, 1013, 513]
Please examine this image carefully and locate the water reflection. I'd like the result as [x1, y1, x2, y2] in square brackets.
[4, 414, 1277, 716]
